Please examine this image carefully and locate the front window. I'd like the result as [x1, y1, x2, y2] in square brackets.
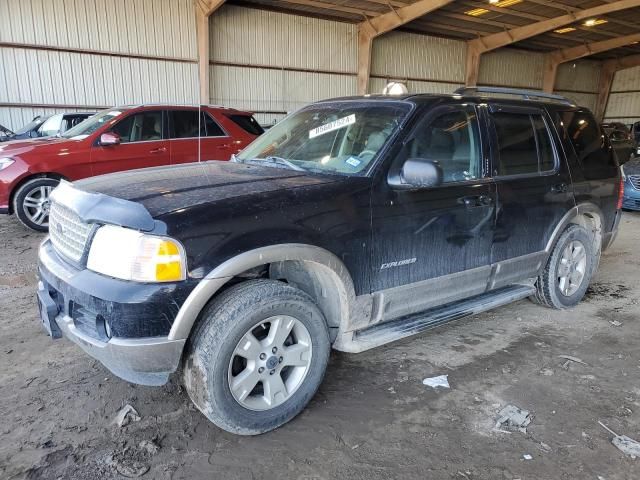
[237, 102, 411, 175]
[62, 109, 128, 140]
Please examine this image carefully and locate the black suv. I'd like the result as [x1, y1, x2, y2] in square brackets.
[36, 88, 622, 435]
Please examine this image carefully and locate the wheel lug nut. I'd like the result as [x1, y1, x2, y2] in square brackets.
[279, 356, 283, 363]
[270, 369, 275, 375]
[259, 353, 266, 360]
[258, 367, 265, 374]
[272, 347, 277, 354]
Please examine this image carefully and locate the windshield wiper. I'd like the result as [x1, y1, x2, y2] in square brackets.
[237, 156, 306, 172]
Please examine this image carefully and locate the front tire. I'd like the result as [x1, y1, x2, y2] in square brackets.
[12, 177, 59, 231]
[532, 224, 596, 309]
[182, 279, 330, 435]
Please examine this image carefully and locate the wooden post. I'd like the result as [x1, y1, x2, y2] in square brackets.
[464, 42, 482, 87]
[542, 55, 559, 93]
[596, 61, 617, 121]
[357, 27, 373, 95]
[194, 0, 225, 105]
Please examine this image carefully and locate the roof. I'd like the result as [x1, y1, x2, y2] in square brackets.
[230, 0, 640, 60]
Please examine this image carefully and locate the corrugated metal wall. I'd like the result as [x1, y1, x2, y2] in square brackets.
[605, 66, 640, 123]
[0, 0, 197, 130]
[479, 49, 544, 89]
[209, 5, 357, 125]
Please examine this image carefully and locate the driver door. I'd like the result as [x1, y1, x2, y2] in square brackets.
[370, 104, 495, 321]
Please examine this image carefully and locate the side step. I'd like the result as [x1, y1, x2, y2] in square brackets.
[338, 284, 535, 353]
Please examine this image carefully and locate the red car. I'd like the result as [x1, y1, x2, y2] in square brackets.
[0, 105, 263, 230]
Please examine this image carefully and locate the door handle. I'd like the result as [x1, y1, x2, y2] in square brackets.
[460, 195, 493, 208]
[550, 183, 568, 193]
[150, 147, 167, 154]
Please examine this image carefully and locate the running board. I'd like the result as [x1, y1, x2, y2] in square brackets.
[335, 285, 536, 353]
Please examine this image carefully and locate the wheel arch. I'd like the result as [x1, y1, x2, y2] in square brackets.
[545, 203, 604, 258]
[8, 172, 68, 214]
[168, 244, 357, 342]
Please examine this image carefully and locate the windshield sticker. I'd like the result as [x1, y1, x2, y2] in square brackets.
[345, 157, 361, 167]
[309, 114, 356, 139]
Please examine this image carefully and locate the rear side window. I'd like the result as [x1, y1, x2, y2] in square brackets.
[560, 110, 614, 169]
[204, 113, 225, 137]
[492, 112, 556, 176]
[226, 114, 264, 136]
[169, 110, 225, 138]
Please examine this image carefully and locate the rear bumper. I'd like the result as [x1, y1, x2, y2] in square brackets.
[37, 239, 193, 385]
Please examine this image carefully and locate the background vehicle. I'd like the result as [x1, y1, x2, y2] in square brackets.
[622, 157, 640, 210]
[1, 113, 96, 142]
[0, 124, 13, 141]
[0, 104, 263, 230]
[37, 88, 622, 435]
[602, 122, 637, 164]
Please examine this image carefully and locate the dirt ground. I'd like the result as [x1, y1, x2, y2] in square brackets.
[1, 212, 639, 480]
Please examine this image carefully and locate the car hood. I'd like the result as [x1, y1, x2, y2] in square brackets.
[75, 161, 342, 217]
[0, 136, 79, 156]
[623, 158, 640, 175]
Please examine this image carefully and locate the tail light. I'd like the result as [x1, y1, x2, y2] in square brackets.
[617, 176, 625, 210]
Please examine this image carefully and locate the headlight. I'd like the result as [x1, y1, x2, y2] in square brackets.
[0, 157, 14, 171]
[621, 165, 627, 181]
[87, 225, 186, 282]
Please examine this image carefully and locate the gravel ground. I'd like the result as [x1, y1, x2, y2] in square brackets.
[1, 212, 639, 480]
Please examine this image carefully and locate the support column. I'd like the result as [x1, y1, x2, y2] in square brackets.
[542, 55, 559, 93]
[357, 26, 374, 95]
[595, 61, 617, 121]
[464, 42, 482, 87]
[194, 0, 225, 104]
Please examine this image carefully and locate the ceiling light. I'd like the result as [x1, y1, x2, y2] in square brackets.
[489, 0, 499, 4]
[554, 27, 577, 34]
[465, 8, 489, 16]
[584, 18, 608, 27]
[495, 0, 523, 7]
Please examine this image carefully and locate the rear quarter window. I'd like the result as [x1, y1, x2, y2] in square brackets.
[226, 114, 264, 136]
[559, 110, 617, 175]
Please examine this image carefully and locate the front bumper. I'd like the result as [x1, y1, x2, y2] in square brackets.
[37, 239, 193, 386]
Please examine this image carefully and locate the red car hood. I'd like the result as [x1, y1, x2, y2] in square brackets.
[0, 136, 84, 157]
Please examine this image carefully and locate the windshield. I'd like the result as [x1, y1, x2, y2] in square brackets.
[62, 109, 127, 139]
[14, 117, 46, 135]
[237, 101, 411, 175]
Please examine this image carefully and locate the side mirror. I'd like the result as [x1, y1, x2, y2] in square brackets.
[99, 132, 121, 146]
[398, 158, 443, 189]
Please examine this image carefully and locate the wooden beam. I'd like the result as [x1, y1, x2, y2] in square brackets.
[195, 0, 225, 104]
[356, 0, 455, 94]
[597, 54, 640, 120]
[542, 32, 640, 92]
[465, 0, 640, 86]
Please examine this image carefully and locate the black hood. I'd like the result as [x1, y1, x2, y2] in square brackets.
[623, 157, 640, 175]
[75, 161, 341, 217]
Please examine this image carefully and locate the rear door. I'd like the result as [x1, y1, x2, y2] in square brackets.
[168, 109, 232, 164]
[370, 103, 496, 320]
[487, 104, 575, 289]
[90, 110, 170, 175]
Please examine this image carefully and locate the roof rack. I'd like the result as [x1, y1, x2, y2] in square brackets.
[453, 86, 575, 106]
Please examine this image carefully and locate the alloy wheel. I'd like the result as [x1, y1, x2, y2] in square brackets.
[22, 185, 54, 227]
[557, 240, 587, 297]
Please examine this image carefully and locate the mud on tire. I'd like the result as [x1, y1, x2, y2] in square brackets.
[182, 279, 330, 435]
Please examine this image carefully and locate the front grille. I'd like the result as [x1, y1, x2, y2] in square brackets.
[629, 175, 640, 190]
[49, 201, 94, 263]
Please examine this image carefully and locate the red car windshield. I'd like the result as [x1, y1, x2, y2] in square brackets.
[62, 109, 128, 140]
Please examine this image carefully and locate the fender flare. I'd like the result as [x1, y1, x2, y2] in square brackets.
[168, 243, 356, 340]
[544, 202, 605, 254]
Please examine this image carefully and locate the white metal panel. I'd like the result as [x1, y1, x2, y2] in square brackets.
[371, 31, 465, 82]
[210, 65, 356, 115]
[605, 92, 640, 119]
[555, 91, 597, 111]
[0, 46, 198, 106]
[478, 48, 544, 89]
[0, 0, 196, 59]
[210, 5, 356, 73]
[555, 60, 600, 93]
[611, 66, 640, 92]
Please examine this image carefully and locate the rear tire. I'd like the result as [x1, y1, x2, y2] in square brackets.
[12, 177, 59, 232]
[182, 279, 330, 435]
[532, 225, 596, 309]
